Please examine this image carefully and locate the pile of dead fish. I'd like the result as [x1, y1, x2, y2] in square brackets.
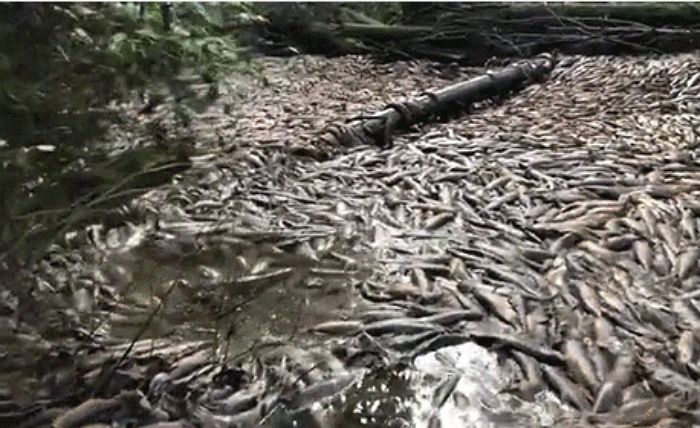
[6, 51, 700, 426]
[193, 52, 700, 426]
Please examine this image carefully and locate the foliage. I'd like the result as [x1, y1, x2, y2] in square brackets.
[0, 3, 253, 263]
[252, 2, 403, 26]
[351, 2, 403, 24]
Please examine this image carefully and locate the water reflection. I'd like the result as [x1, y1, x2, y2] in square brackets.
[92, 224, 370, 355]
[314, 342, 567, 428]
[329, 367, 415, 427]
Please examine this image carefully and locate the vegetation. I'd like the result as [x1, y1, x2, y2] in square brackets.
[0, 3, 256, 262]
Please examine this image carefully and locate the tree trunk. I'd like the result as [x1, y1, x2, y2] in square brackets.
[259, 3, 700, 65]
[319, 55, 555, 149]
[451, 3, 700, 28]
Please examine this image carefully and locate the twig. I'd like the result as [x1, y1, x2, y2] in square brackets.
[90, 278, 179, 396]
[214, 293, 258, 321]
[485, 32, 525, 56]
[543, 3, 663, 54]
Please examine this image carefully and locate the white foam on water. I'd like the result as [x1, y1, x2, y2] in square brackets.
[409, 342, 567, 428]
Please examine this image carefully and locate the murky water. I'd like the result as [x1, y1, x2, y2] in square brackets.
[90, 225, 372, 355]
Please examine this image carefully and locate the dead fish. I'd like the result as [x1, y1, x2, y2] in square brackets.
[309, 268, 354, 278]
[677, 330, 696, 365]
[510, 350, 545, 400]
[681, 208, 697, 241]
[579, 240, 620, 261]
[409, 253, 453, 265]
[632, 240, 653, 271]
[309, 320, 362, 335]
[435, 171, 472, 183]
[387, 330, 442, 352]
[403, 176, 427, 194]
[653, 246, 672, 276]
[593, 348, 636, 413]
[382, 281, 438, 301]
[206, 394, 277, 427]
[53, 391, 145, 428]
[211, 388, 260, 415]
[585, 338, 611, 383]
[527, 202, 553, 219]
[412, 268, 431, 293]
[470, 331, 565, 366]
[603, 234, 638, 251]
[413, 263, 452, 277]
[419, 309, 483, 325]
[424, 212, 456, 231]
[287, 374, 356, 408]
[141, 422, 192, 428]
[541, 366, 591, 411]
[677, 246, 700, 280]
[169, 350, 211, 381]
[587, 396, 673, 426]
[15, 408, 67, 428]
[619, 217, 648, 236]
[598, 288, 627, 315]
[440, 283, 474, 310]
[638, 205, 657, 236]
[482, 190, 519, 212]
[553, 204, 589, 223]
[412, 333, 472, 358]
[412, 202, 456, 214]
[672, 300, 700, 330]
[519, 247, 554, 264]
[563, 339, 601, 394]
[471, 287, 519, 326]
[657, 222, 681, 254]
[234, 268, 294, 288]
[384, 170, 414, 186]
[329, 252, 358, 269]
[638, 302, 678, 336]
[364, 318, 440, 336]
[572, 281, 602, 317]
[432, 373, 460, 409]
[648, 365, 697, 396]
[525, 306, 549, 336]
[482, 175, 511, 192]
[510, 293, 528, 330]
[359, 309, 408, 322]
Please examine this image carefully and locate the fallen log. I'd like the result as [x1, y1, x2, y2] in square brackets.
[318, 54, 555, 149]
[258, 3, 700, 64]
[431, 3, 700, 29]
[292, 19, 700, 64]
